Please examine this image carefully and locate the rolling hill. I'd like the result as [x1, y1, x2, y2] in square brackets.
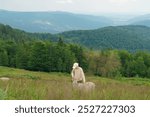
[0, 10, 113, 33]
[129, 14, 150, 27]
[0, 23, 56, 42]
[59, 25, 150, 51]
[1, 23, 150, 51]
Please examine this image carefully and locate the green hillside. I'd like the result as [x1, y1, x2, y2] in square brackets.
[1, 23, 150, 78]
[0, 23, 56, 42]
[59, 25, 150, 51]
[1, 23, 150, 52]
[0, 66, 150, 100]
[1, 24, 150, 100]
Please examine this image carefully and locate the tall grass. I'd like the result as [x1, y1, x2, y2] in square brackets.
[0, 66, 150, 100]
[0, 89, 7, 99]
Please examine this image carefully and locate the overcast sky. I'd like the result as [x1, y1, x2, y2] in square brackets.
[0, 0, 150, 14]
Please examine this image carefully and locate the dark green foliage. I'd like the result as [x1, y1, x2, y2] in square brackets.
[4, 41, 17, 67]
[0, 23, 150, 78]
[0, 47, 8, 66]
[118, 50, 150, 78]
[0, 24, 78, 73]
[16, 44, 29, 69]
[0, 23, 57, 42]
[147, 68, 150, 78]
[59, 25, 150, 52]
[69, 44, 88, 71]
[0, 39, 77, 73]
[28, 41, 48, 71]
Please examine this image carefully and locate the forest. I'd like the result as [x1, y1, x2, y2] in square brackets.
[0, 24, 150, 78]
[59, 25, 150, 51]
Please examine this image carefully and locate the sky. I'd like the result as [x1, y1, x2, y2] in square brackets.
[0, 0, 150, 14]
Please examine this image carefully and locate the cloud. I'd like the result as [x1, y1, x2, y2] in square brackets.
[109, 0, 136, 4]
[56, 0, 73, 4]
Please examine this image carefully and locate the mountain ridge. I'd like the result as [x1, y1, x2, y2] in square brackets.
[129, 14, 150, 27]
[0, 10, 113, 33]
[1, 23, 150, 52]
[59, 25, 150, 51]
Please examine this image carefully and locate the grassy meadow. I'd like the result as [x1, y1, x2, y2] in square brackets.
[0, 66, 150, 100]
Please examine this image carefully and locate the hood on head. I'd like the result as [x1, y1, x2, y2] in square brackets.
[72, 63, 79, 69]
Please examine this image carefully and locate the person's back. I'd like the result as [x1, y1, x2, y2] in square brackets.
[71, 63, 85, 83]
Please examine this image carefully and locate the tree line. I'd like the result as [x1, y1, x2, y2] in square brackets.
[0, 39, 87, 73]
[0, 38, 150, 78]
[1, 24, 150, 78]
[87, 50, 150, 78]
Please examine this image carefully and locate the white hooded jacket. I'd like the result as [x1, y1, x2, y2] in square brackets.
[71, 63, 86, 83]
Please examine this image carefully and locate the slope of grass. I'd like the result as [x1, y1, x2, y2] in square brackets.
[0, 66, 150, 100]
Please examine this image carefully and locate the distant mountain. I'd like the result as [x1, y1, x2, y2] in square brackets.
[59, 25, 150, 51]
[0, 10, 113, 33]
[129, 14, 150, 27]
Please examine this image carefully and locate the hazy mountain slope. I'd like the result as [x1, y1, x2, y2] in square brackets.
[59, 25, 150, 51]
[129, 14, 150, 27]
[132, 20, 150, 27]
[0, 10, 113, 33]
